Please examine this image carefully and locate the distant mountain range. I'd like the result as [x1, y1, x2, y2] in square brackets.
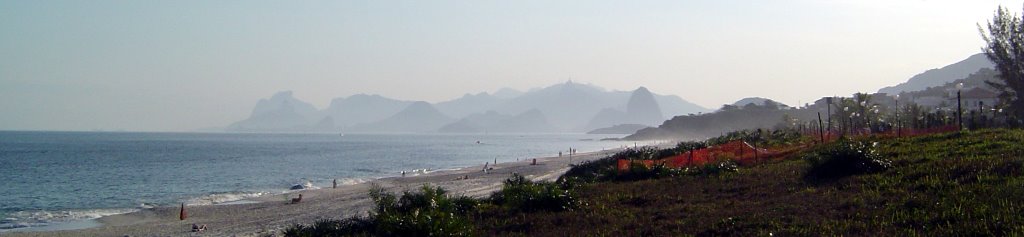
[225, 81, 711, 133]
[624, 52, 1001, 141]
[878, 53, 994, 94]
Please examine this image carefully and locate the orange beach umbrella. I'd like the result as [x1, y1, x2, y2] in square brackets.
[180, 203, 187, 220]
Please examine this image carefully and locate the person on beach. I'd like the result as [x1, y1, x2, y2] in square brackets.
[192, 223, 207, 232]
[333, 179, 337, 189]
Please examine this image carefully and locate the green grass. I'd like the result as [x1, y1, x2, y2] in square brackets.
[472, 129, 1024, 236]
[282, 129, 1024, 236]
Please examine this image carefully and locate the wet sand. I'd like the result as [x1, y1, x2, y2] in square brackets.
[4, 149, 619, 237]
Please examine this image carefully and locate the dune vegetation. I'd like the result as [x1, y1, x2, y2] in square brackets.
[282, 128, 1024, 236]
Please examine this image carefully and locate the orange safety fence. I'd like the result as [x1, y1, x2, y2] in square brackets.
[618, 140, 786, 171]
[617, 125, 961, 172]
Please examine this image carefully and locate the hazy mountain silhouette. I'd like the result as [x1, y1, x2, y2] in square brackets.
[349, 101, 454, 133]
[878, 53, 993, 94]
[494, 81, 617, 130]
[623, 53, 991, 141]
[438, 111, 507, 133]
[584, 108, 628, 131]
[251, 91, 319, 119]
[654, 94, 709, 118]
[501, 109, 556, 133]
[731, 97, 788, 108]
[583, 87, 668, 130]
[325, 94, 412, 129]
[492, 82, 708, 131]
[492, 88, 524, 99]
[435, 92, 508, 119]
[624, 87, 665, 125]
[625, 100, 808, 141]
[439, 109, 555, 133]
[226, 91, 320, 132]
[587, 124, 650, 135]
[226, 82, 709, 133]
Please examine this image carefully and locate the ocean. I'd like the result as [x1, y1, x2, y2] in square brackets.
[0, 131, 636, 231]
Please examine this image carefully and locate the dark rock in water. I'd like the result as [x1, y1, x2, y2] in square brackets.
[290, 184, 305, 190]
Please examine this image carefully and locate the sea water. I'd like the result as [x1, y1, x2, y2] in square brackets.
[0, 131, 637, 231]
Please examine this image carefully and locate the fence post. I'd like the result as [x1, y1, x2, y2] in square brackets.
[817, 112, 825, 143]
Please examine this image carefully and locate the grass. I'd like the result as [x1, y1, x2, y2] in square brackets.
[283, 128, 1024, 236]
[472, 129, 1024, 236]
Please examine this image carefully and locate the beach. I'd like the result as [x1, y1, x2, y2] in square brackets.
[3, 149, 619, 237]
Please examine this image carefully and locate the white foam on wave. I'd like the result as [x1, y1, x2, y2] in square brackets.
[337, 177, 371, 186]
[0, 208, 135, 231]
[185, 191, 269, 206]
[401, 168, 442, 177]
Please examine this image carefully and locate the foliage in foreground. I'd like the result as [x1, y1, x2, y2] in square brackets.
[803, 138, 891, 180]
[490, 174, 582, 212]
[283, 175, 579, 237]
[286, 128, 1024, 236]
[475, 129, 1024, 236]
[283, 185, 477, 237]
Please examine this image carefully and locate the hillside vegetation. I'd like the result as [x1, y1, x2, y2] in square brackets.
[284, 129, 1024, 236]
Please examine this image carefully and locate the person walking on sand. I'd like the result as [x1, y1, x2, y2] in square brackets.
[333, 179, 337, 189]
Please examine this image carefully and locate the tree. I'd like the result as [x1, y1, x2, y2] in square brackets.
[980, 5, 1024, 118]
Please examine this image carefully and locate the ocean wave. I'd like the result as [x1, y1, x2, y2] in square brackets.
[335, 177, 371, 186]
[353, 168, 383, 173]
[0, 208, 135, 230]
[185, 191, 268, 206]
[401, 168, 434, 176]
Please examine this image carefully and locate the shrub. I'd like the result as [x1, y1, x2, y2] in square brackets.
[282, 217, 375, 237]
[490, 174, 581, 212]
[372, 185, 475, 236]
[283, 185, 475, 237]
[615, 163, 683, 181]
[561, 156, 619, 183]
[688, 160, 739, 175]
[804, 139, 891, 180]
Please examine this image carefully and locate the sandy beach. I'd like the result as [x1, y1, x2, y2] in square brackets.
[3, 149, 620, 237]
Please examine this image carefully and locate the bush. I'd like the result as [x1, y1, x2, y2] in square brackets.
[490, 174, 581, 212]
[371, 185, 476, 236]
[614, 163, 683, 181]
[687, 160, 739, 175]
[282, 217, 375, 237]
[804, 139, 891, 180]
[283, 185, 475, 237]
[561, 156, 619, 183]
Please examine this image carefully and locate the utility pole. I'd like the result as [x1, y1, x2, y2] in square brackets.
[957, 83, 964, 131]
[817, 112, 825, 143]
[826, 97, 833, 134]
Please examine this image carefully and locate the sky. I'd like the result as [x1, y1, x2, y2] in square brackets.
[2, 0, 1023, 131]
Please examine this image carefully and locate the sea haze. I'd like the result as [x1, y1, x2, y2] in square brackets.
[0, 131, 635, 231]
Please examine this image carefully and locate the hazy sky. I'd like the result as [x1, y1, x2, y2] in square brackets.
[2, 0, 1022, 131]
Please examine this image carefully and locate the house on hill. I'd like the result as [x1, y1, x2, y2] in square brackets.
[954, 87, 1000, 112]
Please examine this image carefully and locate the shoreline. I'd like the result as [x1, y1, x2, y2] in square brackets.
[3, 148, 625, 236]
